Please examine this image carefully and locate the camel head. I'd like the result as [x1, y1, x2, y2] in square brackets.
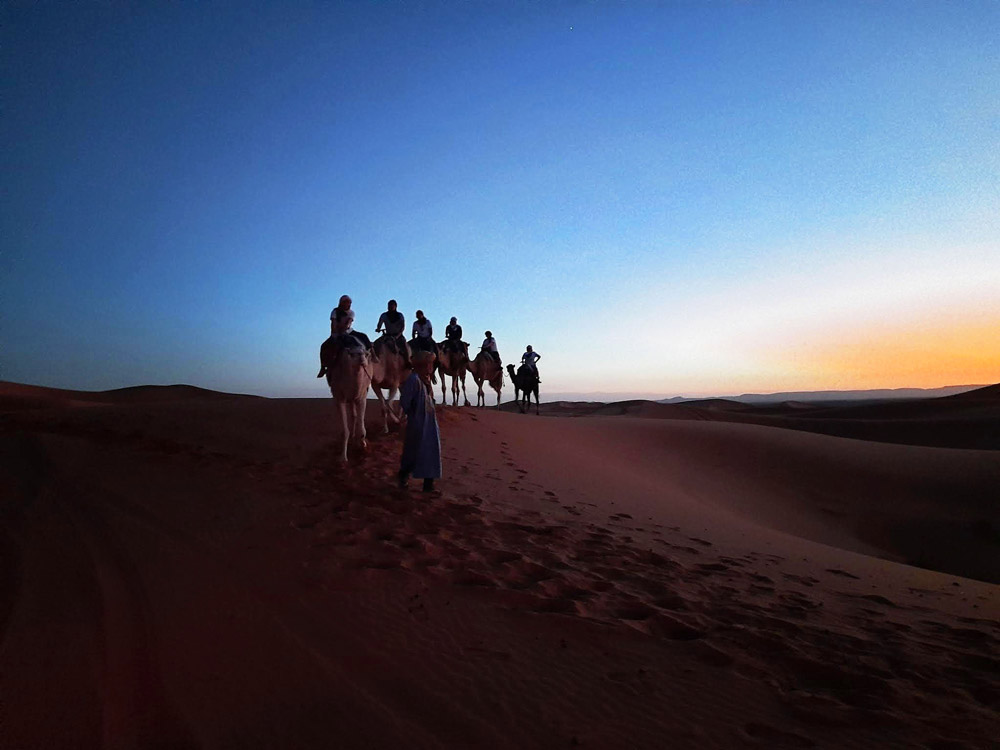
[327, 344, 372, 402]
[506, 364, 516, 377]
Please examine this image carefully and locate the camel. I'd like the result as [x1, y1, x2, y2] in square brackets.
[468, 352, 504, 408]
[323, 338, 373, 462]
[436, 344, 471, 407]
[370, 334, 412, 432]
[507, 363, 540, 415]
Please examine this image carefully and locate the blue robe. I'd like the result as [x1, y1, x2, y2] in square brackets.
[399, 372, 441, 479]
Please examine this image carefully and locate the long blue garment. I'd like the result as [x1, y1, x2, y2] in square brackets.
[399, 372, 441, 479]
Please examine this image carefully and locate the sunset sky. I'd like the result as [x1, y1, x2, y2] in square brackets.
[3, 2, 998, 399]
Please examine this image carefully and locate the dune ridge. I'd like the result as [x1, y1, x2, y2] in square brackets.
[514, 383, 1000, 451]
[0, 381, 258, 412]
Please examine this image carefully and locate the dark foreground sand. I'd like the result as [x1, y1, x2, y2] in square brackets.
[1, 382, 998, 748]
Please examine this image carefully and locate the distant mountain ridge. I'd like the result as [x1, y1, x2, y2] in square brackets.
[658, 385, 986, 405]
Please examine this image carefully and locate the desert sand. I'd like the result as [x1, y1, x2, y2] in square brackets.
[1, 381, 998, 749]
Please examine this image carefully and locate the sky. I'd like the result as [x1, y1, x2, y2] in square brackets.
[2, 1, 998, 400]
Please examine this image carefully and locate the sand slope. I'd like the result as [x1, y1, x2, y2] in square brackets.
[1, 385, 998, 748]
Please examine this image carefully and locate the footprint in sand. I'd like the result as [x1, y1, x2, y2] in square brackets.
[656, 540, 701, 555]
[694, 562, 729, 575]
[826, 568, 860, 579]
[782, 573, 819, 587]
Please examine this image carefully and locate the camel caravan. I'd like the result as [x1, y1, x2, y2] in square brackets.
[317, 296, 539, 460]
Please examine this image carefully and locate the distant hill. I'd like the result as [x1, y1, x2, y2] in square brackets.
[528, 384, 1000, 450]
[659, 385, 986, 405]
[666, 398, 752, 412]
[0, 382, 260, 411]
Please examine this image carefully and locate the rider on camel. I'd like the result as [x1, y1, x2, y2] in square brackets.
[317, 294, 373, 378]
[375, 299, 410, 367]
[411, 310, 436, 355]
[481, 331, 501, 365]
[521, 345, 541, 382]
[444, 317, 467, 357]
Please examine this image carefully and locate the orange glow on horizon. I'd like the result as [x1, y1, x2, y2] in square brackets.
[774, 312, 1000, 391]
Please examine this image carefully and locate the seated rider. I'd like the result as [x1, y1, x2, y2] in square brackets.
[481, 331, 501, 365]
[317, 294, 373, 377]
[375, 299, 410, 366]
[410, 309, 436, 354]
[334, 295, 373, 349]
[521, 345, 541, 382]
[444, 317, 467, 356]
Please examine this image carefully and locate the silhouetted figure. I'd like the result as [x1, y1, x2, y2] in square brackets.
[399, 351, 441, 492]
[521, 345, 541, 382]
[481, 330, 501, 365]
[410, 310, 436, 354]
[443, 316, 467, 357]
[375, 299, 409, 367]
[318, 294, 372, 378]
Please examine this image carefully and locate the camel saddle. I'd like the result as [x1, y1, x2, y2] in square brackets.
[375, 333, 405, 355]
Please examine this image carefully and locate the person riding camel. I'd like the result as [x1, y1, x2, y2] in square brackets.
[444, 316, 467, 357]
[521, 345, 541, 382]
[411, 310, 436, 354]
[375, 299, 410, 366]
[481, 331, 501, 365]
[333, 295, 373, 348]
[318, 294, 373, 378]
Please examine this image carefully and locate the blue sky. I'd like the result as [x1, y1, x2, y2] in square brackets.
[3, 1, 998, 398]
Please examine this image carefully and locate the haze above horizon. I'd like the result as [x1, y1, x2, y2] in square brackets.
[3, 1, 998, 398]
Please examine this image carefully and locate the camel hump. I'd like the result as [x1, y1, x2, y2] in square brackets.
[342, 333, 366, 350]
[516, 363, 537, 381]
[375, 333, 412, 362]
[322, 332, 366, 365]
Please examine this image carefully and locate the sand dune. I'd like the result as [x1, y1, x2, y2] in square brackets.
[947, 383, 1000, 400]
[0, 381, 256, 412]
[1, 384, 998, 748]
[701, 393, 1000, 450]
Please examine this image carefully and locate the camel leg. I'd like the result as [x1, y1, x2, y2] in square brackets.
[355, 396, 368, 449]
[387, 386, 400, 424]
[373, 385, 390, 433]
[476, 381, 484, 407]
[337, 399, 350, 462]
[451, 375, 459, 406]
[534, 388, 540, 415]
[460, 373, 470, 407]
[439, 367, 447, 404]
